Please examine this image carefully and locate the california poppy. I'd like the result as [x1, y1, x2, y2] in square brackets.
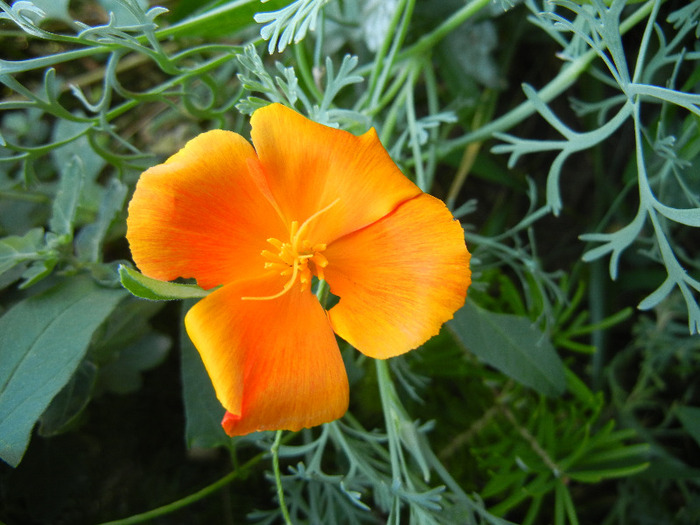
[126, 103, 470, 436]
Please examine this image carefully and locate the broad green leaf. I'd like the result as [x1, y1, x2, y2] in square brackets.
[448, 300, 567, 396]
[641, 454, 700, 480]
[38, 360, 97, 437]
[98, 332, 170, 395]
[160, 0, 290, 38]
[180, 301, 231, 450]
[89, 298, 164, 363]
[0, 228, 44, 276]
[119, 265, 209, 301]
[19, 257, 57, 289]
[87, 297, 169, 395]
[75, 178, 127, 263]
[676, 405, 700, 449]
[49, 156, 84, 238]
[50, 118, 105, 192]
[0, 276, 126, 467]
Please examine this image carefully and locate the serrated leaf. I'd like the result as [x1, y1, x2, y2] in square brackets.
[0, 275, 126, 467]
[448, 300, 567, 396]
[119, 265, 209, 301]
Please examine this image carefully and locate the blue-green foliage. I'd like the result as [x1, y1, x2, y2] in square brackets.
[1, 0, 699, 524]
[493, 0, 700, 333]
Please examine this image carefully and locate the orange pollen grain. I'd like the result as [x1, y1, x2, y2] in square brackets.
[242, 199, 338, 301]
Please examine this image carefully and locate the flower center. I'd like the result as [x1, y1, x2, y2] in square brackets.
[243, 199, 338, 301]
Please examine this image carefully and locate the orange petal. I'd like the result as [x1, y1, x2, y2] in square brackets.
[184, 275, 349, 436]
[250, 103, 421, 246]
[126, 130, 286, 290]
[324, 194, 471, 359]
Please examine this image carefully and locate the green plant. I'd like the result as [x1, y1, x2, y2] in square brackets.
[1, 1, 699, 524]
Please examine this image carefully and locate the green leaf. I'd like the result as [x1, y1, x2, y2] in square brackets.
[49, 155, 84, 238]
[98, 332, 170, 395]
[19, 257, 58, 289]
[448, 300, 567, 396]
[161, 0, 290, 38]
[180, 301, 231, 450]
[0, 228, 44, 277]
[119, 265, 210, 301]
[88, 298, 165, 364]
[75, 178, 127, 263]
[676, 405, 700, 449]
[38, 360, 97, 437]
[97, 0, 149, 25]
[25, 0, 72, 23]
[0, 276, 126, 467]
[51, 119, 106, 188]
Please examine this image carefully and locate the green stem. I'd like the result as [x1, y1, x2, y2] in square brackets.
[315, 278, 330, 307]
[0, 190, 51, 203]
[104, 51, 240, 122]
[295, 43, 323, 105]
[356, 0, 491, 82]
[445, 89, 497, 209]
[375, 360, 402, 482]
[97, 446, 271, 525]
[366, 65, 411, 117]
[398, 0, 491, 61]
[271, 430, 293, 525]
[365, 0, 415, 110]
[404, 67, 427, 191]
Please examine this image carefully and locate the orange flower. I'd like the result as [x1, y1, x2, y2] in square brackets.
[126, 104, 470, 436]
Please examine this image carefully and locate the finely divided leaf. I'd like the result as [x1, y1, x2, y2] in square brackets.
[0, 276, 126, 467]
[448, 300, 567, 396]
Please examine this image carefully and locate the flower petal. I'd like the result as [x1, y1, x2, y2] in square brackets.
[250, 103, 421, 245]
[184, 275, 349, 436]
[127, 130, 286, 290]
[324, 194, 471, 359]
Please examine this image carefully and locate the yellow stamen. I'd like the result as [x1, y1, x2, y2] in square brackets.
[242, 199, 339, 301]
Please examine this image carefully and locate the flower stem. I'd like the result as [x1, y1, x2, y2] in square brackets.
[271, 429, 293, 525]
[315, 278, 330, 307]
[375, 360, 404, 483]
[397, 0, 491, 61]
[97, 446, 270, 525]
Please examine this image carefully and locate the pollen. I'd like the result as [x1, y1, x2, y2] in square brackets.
[243, 199, 338, 301]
